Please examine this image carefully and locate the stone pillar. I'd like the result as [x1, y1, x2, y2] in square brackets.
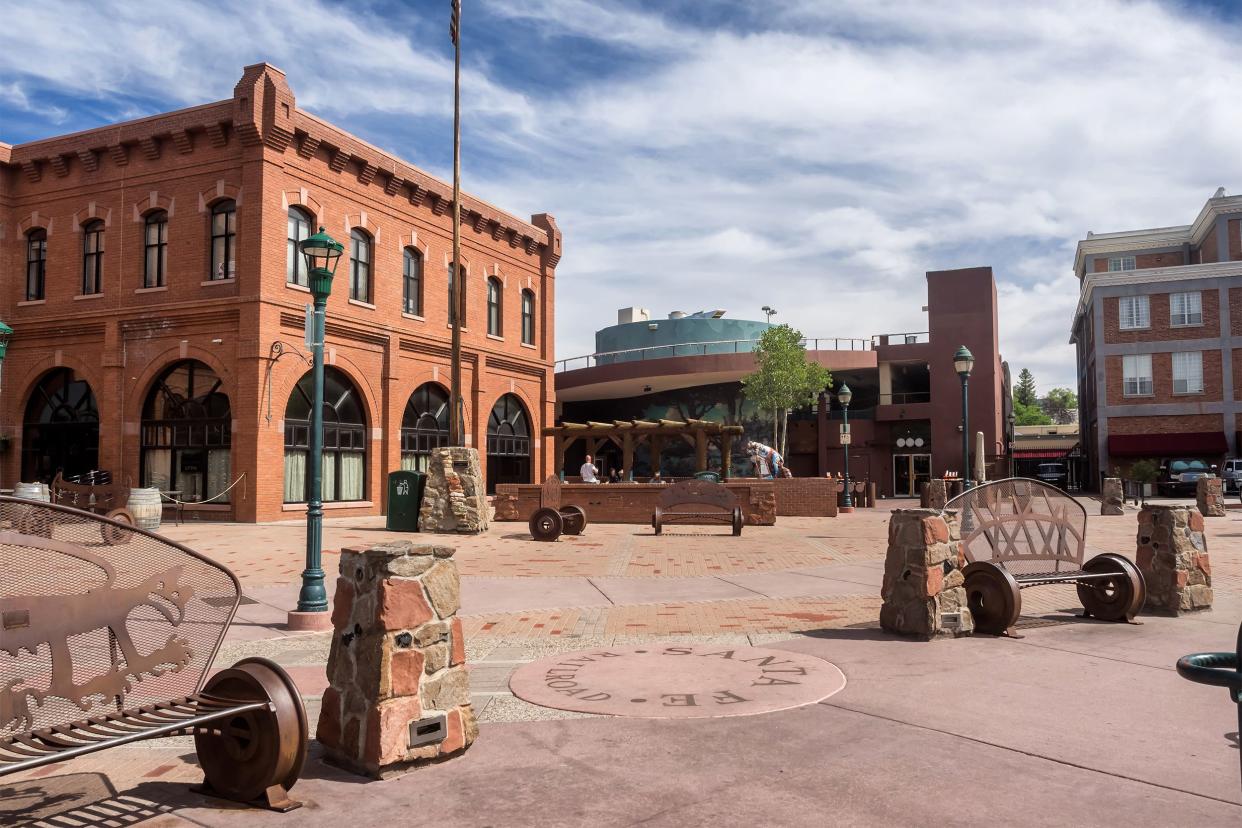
[1196, 476, 1225, 517]
[880, 509, 973, 639]
[923, 479, 948, 510]
[317, 540, 476, 778]
[420, 446, 488, 534]
[1136, 504, 1213, 615]
[1101, 477, 1124, 516]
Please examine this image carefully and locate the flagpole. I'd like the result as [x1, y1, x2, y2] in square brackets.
[449, 0, 464, 447]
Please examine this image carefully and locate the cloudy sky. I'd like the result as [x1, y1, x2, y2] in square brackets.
[4, 0, 1241, 392]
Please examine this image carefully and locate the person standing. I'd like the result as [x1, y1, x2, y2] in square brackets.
[580, 454, 600, 484]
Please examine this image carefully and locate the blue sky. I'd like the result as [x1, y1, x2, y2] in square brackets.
[4, 0, 1241, 391]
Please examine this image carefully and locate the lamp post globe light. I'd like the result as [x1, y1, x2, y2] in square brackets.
[954, 345, 975, 491]
[292, 228, 344, 626]
[837, 383, 853, 512]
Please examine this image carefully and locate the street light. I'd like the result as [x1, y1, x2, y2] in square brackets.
[295, 227, 344, 621]
[837, 383, 854, 512]
[954, 345, 975, 490]
[761, 305, 777, 323]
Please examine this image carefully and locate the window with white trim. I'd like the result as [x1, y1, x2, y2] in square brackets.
[1169, 291, 1202, 327]
[1118, 295, 1150, 330]
[1108, 256, 1136, 272]
[1172, 351, 1204, 394]
[1122, 354, 1153, 397]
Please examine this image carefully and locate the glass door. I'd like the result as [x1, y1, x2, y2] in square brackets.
[892, 454, 932, 497]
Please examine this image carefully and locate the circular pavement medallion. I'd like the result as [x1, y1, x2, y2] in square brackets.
[508, 644, 846, 719]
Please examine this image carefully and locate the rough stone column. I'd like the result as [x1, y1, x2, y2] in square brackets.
[420, 446, 489, 534]
[1101, 478, 1124, 516]
[880, 509, 972, 639]
[924, 480, 948, 510]
[317, 540, 477, 778]
[1136, 504, 1213, 615]
[1196, 476, 1225, 517]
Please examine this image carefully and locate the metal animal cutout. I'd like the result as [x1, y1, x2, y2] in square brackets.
[0, 530, 195, 731]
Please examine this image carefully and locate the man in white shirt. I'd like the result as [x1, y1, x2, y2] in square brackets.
[580, 455, 600, 484]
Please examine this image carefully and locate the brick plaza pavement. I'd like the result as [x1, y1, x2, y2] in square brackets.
[6, 496, 1242, 825]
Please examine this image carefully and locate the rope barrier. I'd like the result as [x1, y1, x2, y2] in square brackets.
[159, 472, 248, 505]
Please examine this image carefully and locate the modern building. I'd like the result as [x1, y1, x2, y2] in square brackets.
[555, 267, 1012, 498]
[1070, 188, 1242, 486]
[0, 63, 561, 521]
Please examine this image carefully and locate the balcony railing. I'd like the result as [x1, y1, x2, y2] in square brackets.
[871, 331, 930, 346]
[878, 391, 931, 405]
[555, 336, 871, 373]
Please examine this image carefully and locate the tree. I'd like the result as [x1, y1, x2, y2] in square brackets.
[1013, 399, 1052, 426]
[1042, 387, 1077, 424]
[741, 325, 832, 458]
[1014, 368, 1038, 407]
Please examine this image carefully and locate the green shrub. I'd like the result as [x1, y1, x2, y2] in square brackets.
[1128, 459, 1159, 484]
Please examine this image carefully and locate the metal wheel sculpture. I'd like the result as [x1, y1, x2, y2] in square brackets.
[1077, 553, 1145, 622]
[194, 657, 307, 811]
[732, 507, 743, 536]
[529, 507, 564, 542]
[963, 561, 1022, 635]
[652, 506, 664, 535]
[561, 505, 587, 535]
[100, 508, 135, 545]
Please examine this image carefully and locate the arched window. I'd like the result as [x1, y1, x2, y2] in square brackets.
[210, 199, 236, 281]
[403, 247, 423, 316]
[82, 220, 104, 295]
[283, 367, 367, 502]
[401, 383, 449, 471]
[22, 368, 99, 482]
[350, 228, 371, 303]
[448, 263, 466, 326]
[26, 229, 47, 301]
[487, 277, 503, 336]
[287, 207, 312, 286]
[143, 210, 168, 288]
[141, 361, 232, 502]
[521, 289, 535, 345]
[486, 393, 531, 491]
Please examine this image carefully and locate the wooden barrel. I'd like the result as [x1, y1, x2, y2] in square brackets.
[14, 482, 49, 502]
[128, 487, 163, 530]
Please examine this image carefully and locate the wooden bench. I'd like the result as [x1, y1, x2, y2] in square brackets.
[0, 496, 309, 811]
[652, 479, 743, 536]
[945, 478, 1145, 635]
[528, 475, 588, 542]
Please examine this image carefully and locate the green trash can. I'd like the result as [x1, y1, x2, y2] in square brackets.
[693, 471, 722, 483]
[386, 470, 426, 532]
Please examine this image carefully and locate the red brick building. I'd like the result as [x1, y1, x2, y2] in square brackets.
[1071, 188, 1242, 485]
[0, 63, 561, 521]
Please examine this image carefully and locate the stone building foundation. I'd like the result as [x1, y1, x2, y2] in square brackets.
[1136, 504, 1213, 615]
[880, 509, 973, 639]
[1196, 476, 1225, 517]
[317, 540, 476, 778]
[1100, 478, 1124, 516]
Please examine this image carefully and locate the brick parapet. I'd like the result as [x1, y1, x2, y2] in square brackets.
[493, 482, 777, 525]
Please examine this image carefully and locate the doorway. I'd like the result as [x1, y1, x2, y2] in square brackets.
[892, 453, 931, 497]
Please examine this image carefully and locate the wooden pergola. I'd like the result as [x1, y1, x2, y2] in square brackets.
[546, 419, 746, 479]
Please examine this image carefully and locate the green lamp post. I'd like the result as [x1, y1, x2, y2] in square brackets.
[837, 383, 854, 512]
[0, 321, 11, 489]
[296, 228, 344, 616]
[954, 345, 975, 491]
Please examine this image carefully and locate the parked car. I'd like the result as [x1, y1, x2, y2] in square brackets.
[1222, 458, 1242, 493]
[1035, 462, 1068, 490]
[1157, 458, 1217, 497]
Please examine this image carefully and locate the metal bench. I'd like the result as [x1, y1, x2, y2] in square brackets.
[528, 475, 588, 542]
[652, 479, 743, 536]
[0, 497, 308, 811]
[945, 478, 1145, 635]
[27, 472, 137, 545]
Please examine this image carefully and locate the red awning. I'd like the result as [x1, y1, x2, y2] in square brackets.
[1107, 432, 1228, 457]
[1013, 449, 1072, 459]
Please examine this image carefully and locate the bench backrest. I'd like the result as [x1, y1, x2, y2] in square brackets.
[0, 497, 240, 739]
[944, 478, 1086, 574]
[50, 472, 130, 514]
[539, 475, 562, 510]
[659, 479, 739, 512]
